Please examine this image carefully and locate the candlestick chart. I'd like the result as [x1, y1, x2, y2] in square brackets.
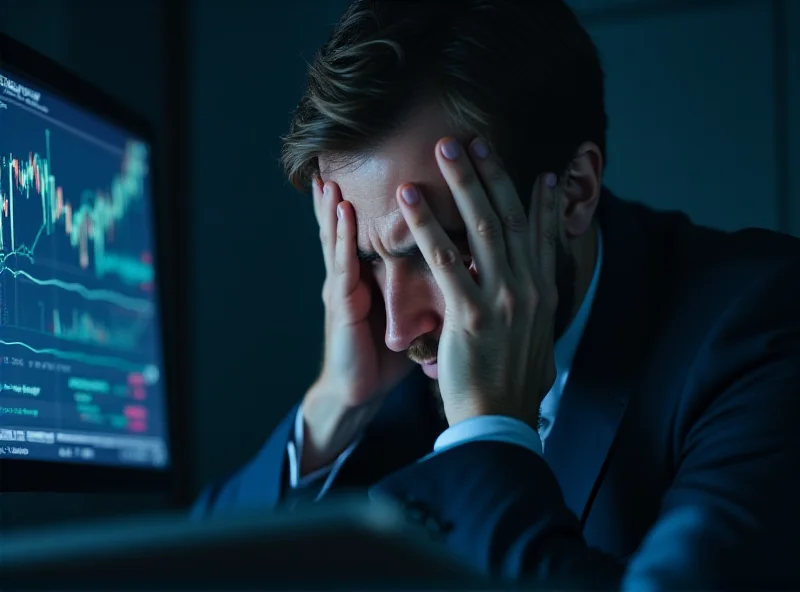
[0, 133, 154, 284]
[0, 133, 157, 364]
[0, 70, 168, 458]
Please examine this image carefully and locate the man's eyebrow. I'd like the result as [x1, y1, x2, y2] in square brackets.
[357, 227, 470, 262]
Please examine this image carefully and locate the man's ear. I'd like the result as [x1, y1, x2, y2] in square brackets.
[560, 142, 603, 237]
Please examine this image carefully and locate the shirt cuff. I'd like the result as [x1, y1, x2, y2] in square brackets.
[285, 405, 361, 500]
[433, 415, 543, 457]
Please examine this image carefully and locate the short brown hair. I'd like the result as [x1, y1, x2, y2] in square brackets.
[281, 0, 607, 200]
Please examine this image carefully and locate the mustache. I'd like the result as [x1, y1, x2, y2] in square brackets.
[407, 337, 438, 363]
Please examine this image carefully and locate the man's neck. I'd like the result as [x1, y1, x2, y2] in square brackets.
[569, 221, 600, 324]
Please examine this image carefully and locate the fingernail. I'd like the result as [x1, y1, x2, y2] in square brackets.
[323, 184, 331, 198]
[440, 139, 461, 160]
[545, 173, 557, 188]
[401, 186, 419, 205]
[470, 139, 490, 160]
[336, 203, 343, 219]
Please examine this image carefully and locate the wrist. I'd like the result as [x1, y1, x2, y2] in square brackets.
[443, 400, 538, 430]
[299, 383, 380, 475]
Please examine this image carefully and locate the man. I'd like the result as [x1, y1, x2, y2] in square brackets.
[192, 0, 800, 588]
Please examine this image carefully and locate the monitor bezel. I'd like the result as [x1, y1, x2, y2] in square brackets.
[0, 32, 185, 495]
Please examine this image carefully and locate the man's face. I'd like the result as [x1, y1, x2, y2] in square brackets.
[319, 107, 576, 380]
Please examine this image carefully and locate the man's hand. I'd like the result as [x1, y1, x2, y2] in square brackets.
[396, 137, 559, 428]
[301, 179, 413, 474]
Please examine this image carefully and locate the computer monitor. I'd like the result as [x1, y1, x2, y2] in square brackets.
[0, 34, 177, 493]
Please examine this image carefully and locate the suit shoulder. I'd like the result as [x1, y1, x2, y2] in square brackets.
[190, 446, 270, 518]
[628, 202, 800, 297]
[190, 406, 297, 518]
[686, 225, 800, 272]
[626, 200, 799, 271]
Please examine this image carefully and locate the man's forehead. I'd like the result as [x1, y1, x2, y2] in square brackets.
[318, 105, 468, 216]
[321, 153, 465, 250]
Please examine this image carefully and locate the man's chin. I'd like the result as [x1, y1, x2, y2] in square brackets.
[420, 361, 438, 379]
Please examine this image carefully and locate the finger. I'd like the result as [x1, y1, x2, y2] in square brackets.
[315, 180, 340, 277]
[435, 137, 510, 288]
[332, 200, 360, 297]
[396, 183, 480, 307]
[531, 172, 559, 288]
[468, 138, 531, 277]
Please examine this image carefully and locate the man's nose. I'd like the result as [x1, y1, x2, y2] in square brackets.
[383, 272, 440, 352]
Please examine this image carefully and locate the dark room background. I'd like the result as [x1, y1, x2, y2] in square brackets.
[0, 0, 798, 529]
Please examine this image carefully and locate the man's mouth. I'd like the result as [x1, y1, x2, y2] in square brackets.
[407, 337, 440, 379]
[419, 359, 438, 379]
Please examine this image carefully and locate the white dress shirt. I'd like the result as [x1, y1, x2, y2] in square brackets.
[287, 231, 604, 499]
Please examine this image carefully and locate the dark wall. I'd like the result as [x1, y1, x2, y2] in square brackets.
[0, 0, 171, 527]
[789, 0, 800, 233]
[575, 0, 798, 235]
[0, 0, 798, 529]
[189, 0, 351, 494]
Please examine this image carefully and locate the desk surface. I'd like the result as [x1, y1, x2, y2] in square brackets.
[0, 494, 486, 590]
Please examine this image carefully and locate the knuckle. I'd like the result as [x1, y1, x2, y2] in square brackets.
[412, 211, 433, 231]
[530, 281, 557, 313]
[498, 285, 527, 324]
[433, 246, 459, 270]
[541, 227, 558, 247]
[496, 284, 517, 313]
[520, 276, 537, 301]
[319, 230, 328, 244]
[502, 209, 528, 233]
[462, 300, 487, 331]
[333, 258, 347, 276]
[527, 286, 541, 310]
[482, 163, 507, 186]
[520, 290, 537, 318]
[475, 215, 502, 239]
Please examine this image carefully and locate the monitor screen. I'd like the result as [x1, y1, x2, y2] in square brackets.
[0, 66, 169, 471]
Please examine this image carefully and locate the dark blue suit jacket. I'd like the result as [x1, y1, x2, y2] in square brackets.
[192, 192, 800, 589]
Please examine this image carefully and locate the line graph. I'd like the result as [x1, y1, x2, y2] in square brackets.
[0, 340, 149, 373]
[0, 268, 152, 312]
[0, 124, 158, 363]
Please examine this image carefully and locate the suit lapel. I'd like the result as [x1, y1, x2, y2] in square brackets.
[337, 367, 446, 487]
[544, 190, 653, 524]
